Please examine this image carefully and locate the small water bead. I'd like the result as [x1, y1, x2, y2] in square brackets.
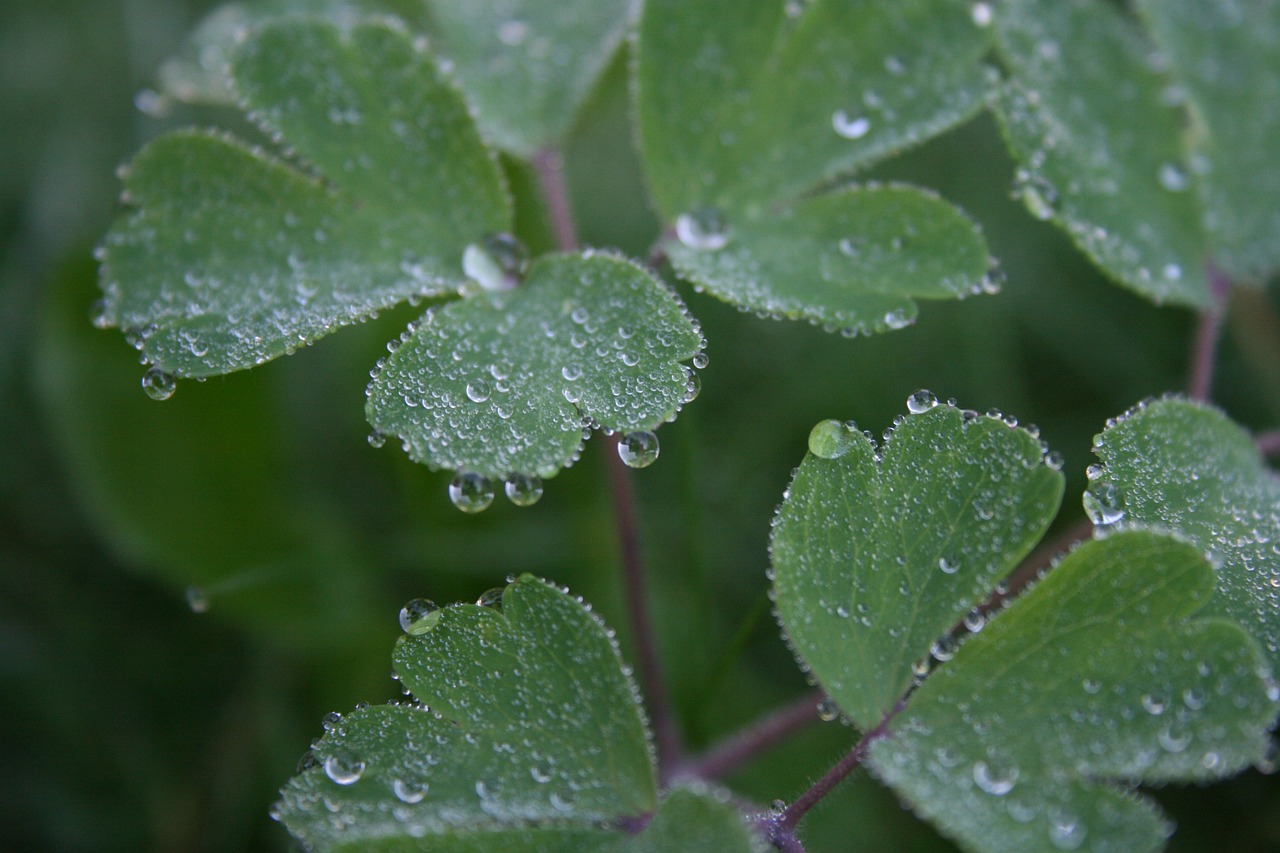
[141, 365, 177, 400]
[769, 799, 789, 817]
[89, 298, 113, 329]
[816, 697, 841, 722]
[963, 608, 986, 633]
[675, 208, 730, 251]
[930, 635, 958, 662]
[1049, 815, 1086, 850]
[368, 430, 387, 449]
[882, 309, 910, 330]
[692, 351, 709, 370]
[972, 759, 1018, 795]
[185, 585, 209, 613]
[1081, 678, 1102, 694]
[938, 556, 959, 575]
[683, 372, 702, 403]
[617, 431, 660, 468]
[906, 389, 939, 414]
[324, 748, 366, 785]
[1158, 162, 1190, 192]
[393, 778, 427, 803]
[504, 473, 543, 507]
[462, 232, 528, 292]
[399, 598, 441, 635]
[1043, 450, 1065, 471]
[1013, 170, 1058, 221]
[450, 472, 495, 513]
[831, 110, 871, 139]
[561, 364, 582, 381]
[466, 379, 492, 403]
[970, 2, 994, 27]
[1141, 693, 1168, 715]
[475, 587, 505, 609]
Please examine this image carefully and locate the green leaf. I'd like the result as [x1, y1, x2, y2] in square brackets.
[99, 19, 509, 376]
[276, 578, 762, 851]
[664, 184, 990, 334]
[771, 399, 1064, 729]
[365, 252, 702, 479]
[636, 0, 994, 217]
[424, 0, 634, 158]
[1136, 0, 1280, 284]
[1088, 396, 1280, 669]
[869, 530, 1277, 853]
[991, 0, 1211, 307]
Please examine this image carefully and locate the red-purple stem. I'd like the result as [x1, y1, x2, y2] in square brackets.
[677, 691, 824, 782]
[533, 148, 577, 253]
[1257, 430, 1280, 458]
[1186, 265, 1232, 401]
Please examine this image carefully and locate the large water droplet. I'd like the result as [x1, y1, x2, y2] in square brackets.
[832, 110, 871, 139]
[675, 208, 730, 251]
[393, 778, 427, 803]
[618, 431, 660, 468]
[450, 472, 495, 513]
[466, 379, 492, 403]
[324, 748, 366, 785]
[907, 389, 939, 414]
[1083, 482, 1125, 527]
[462, 233, 528, 292]
[504, 473, 543, 507]
[141, 365, 177, 401]
[973, 759, 1019, 795]
[475, 587, 505, 609]
[816, 697, 841, 722]
[399, 598, 441, 635]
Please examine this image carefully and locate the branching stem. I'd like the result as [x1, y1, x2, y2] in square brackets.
[677, 690, 824, 782]
[1186, 264, 1232, 401]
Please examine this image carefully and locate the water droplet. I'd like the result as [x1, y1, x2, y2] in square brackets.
[89, 298, 113, 329]
[141, 365, 177, 401]
[1014, 170, 1058, 221]
[1044, 450, 1065, 471]
[450, 472, 495, 513]
[399, 598, 441, 635]
[832, 110, 871, 139]
[1158, 722, 1192, 753]
[529, 765, 552, 784]
[808, 419, 859, 459]
[185, 586, 209, 613]
[617, 431, 659, 468]
[1049, 814, 1086, 850]
[393, 778, 427, 803]
[497, 19, 528, 46]
[1162, 263, 1182, 281]
[1141, 693, 1167, 715]
[683, 372, 702, 403]
[770, 799, 789, 817]
[971, 2, 993, 27]
[973, 759, 1018, 795]
[930, 635, 958, 662]
[475, 587, 505, 609]
[324, 748, 366, 785]
[692, 351, 709, 370]
[816, 697, 840, 722]
[504, 473, 543, 507]
[907, 389, 938, 414]
[675, 208, 730, 251]
[938, 556, 959, 575]
[882, 309, 911, 330]
[466, 379, 492, 403]
[462, 233, 528, 292]
[561, 364, 582, 381]
[963, 608, 986, 633]
[1083, 482, 1125, 527]
[1158, 162, 1189, 192]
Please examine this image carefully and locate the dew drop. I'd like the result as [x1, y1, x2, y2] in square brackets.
[1158, 722, 1192, 753]
[938, 556, 959, 575]
[1141, 693, 1167, 715]
[324, 748, 366, 785]
[831, 110, 871, 139]
[462, 233, 528, 292]
[561, 364, 582, 381]
[675, 208, 730, 251]
[1049, 814, 1086, 850]
[466, 379, 492, 403]
[963, 608, 986, 633]
[475, 587, 505, 609]
[808, 419, 858, 459]
[1044, 450, 1065, 471]
[973, 759, 1018, 795]
[816, 697, 841, 722]
[185, 586, 209, 613]
[368, 430, 387, 449]
[1013, 170, 1058, 221]
[141, 365, 177, 401]
[504, 473, 543, 507]
[449, 472, 495, 513]
[393, 778, 427, 803]
[399, 598, 441, 635]
[1083, 482, 1125, 527]
[882, 309, 911, 330]
[692, 351, 709, 370]
[770, 798, 789, 817]
[618, 431, 659, 468]
[907, 389, 939, 414]
[971, 2, 993, 27]
[1158, 162, 1189, 192]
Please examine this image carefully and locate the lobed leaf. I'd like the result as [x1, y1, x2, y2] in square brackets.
[424, 0, 635, 157]
[99, 19, 509, 376]
[771, 398, 1063, 729]
[1135, 0, 1280, 284]
[365, 252, 702, 479]
[1088, 396, 1280, 668]
[869, 530, 1277, 853]
[276, 577, 761, 851]
[991, 0, 1211, 307]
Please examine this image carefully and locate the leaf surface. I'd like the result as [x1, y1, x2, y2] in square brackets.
[1136, 0, 1280, 283]
[869, 530, 1277, 853]
[992, 0, 1210, 306]
[100, 20, 509, 376]
[276, 577, 761, 851]
[366, 252, 701, 478]
[771, 400, 1063, 729]
[425, 0, 634, 157]
[1089, 397, 1280, 668]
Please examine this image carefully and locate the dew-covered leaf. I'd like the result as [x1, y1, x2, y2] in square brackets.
[1136, 0, 1280, 284]
[365, 252, 701, 480]
[276, 577, 762, 851]
[424, 0, 634, 158]
[771, 399, 1063, 729]
[869, 529, 1277, 853]
[99, 19, 509, 376]
[636, 0, 994, 217]
[992, 0, 1211, 307]
[665, 185, 989, 334]
[1088, 397, 1280, 669]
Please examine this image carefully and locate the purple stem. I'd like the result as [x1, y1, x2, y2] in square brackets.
[533, 148, 577, 253]
[1186, 265, 1232, 401]
[1257, 430, 1280, 458]
[677, 691, 824, 782]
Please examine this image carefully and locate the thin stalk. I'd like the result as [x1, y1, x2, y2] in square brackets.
[679, 690, 824, 782]
[1257, 430, 1280, 458]
[1186, 265, 1232, 401]
[533, 148, 577, 252]
[977, 518, 1094, 616]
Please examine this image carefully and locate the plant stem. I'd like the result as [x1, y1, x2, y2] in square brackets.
[761, 698, 906, 848]
[678, 690, 824, 782]
[1186, 265, 1232, 401]
[1257, 430, 1280, 458]
[977, 517, 1094, 615]
[533, 148, 577, 253]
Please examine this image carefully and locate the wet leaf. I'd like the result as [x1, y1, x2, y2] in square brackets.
[1088, 396, 1280, 668]
[771, 400, 1063, 729]
[276, 577, 761, 851]
[992, 0, 1210, 306]
[665, 185, 989, 334]
[869, 529, 1277, 853]
[424, 0, 634, 157]
[366, 252, 701, 479]
[1136, 0, 1280, 284]
[99, 19, 509, 376]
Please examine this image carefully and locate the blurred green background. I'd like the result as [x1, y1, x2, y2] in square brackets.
[3, 2, 1279, 851]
